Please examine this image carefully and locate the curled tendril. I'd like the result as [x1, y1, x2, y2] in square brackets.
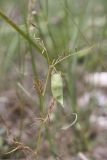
[61, 113, 78, 130]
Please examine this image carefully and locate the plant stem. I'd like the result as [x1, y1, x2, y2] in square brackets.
[42, 66, 52, 96]
[0, 10, 45, 56]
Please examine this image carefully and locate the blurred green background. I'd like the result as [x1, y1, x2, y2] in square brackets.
[0, 0, 107, 159]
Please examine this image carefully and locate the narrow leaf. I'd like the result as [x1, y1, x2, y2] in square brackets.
[77, 45, 94, 58]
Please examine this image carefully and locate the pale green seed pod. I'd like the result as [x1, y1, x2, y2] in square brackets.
[51, 71, 64, 107]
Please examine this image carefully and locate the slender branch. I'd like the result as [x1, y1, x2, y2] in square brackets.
[42, 66, 52, 96]
[53, 45, 95, 67]
[0, 9, 44, 55]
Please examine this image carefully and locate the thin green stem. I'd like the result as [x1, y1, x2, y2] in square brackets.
[33, 12, 51, 63]
[42, 66, 52, 96]
[64, 7, 91, 46]
[39, 94, 44, 114]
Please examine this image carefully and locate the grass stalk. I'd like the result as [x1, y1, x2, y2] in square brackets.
[0, 9, 45, 57]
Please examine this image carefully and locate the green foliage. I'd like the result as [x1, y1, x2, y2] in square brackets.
[0, 0, 107, 159]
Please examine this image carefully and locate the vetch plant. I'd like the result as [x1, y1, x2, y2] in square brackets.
[51, 68, 78, 129]
[0, 0, 97, 158]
